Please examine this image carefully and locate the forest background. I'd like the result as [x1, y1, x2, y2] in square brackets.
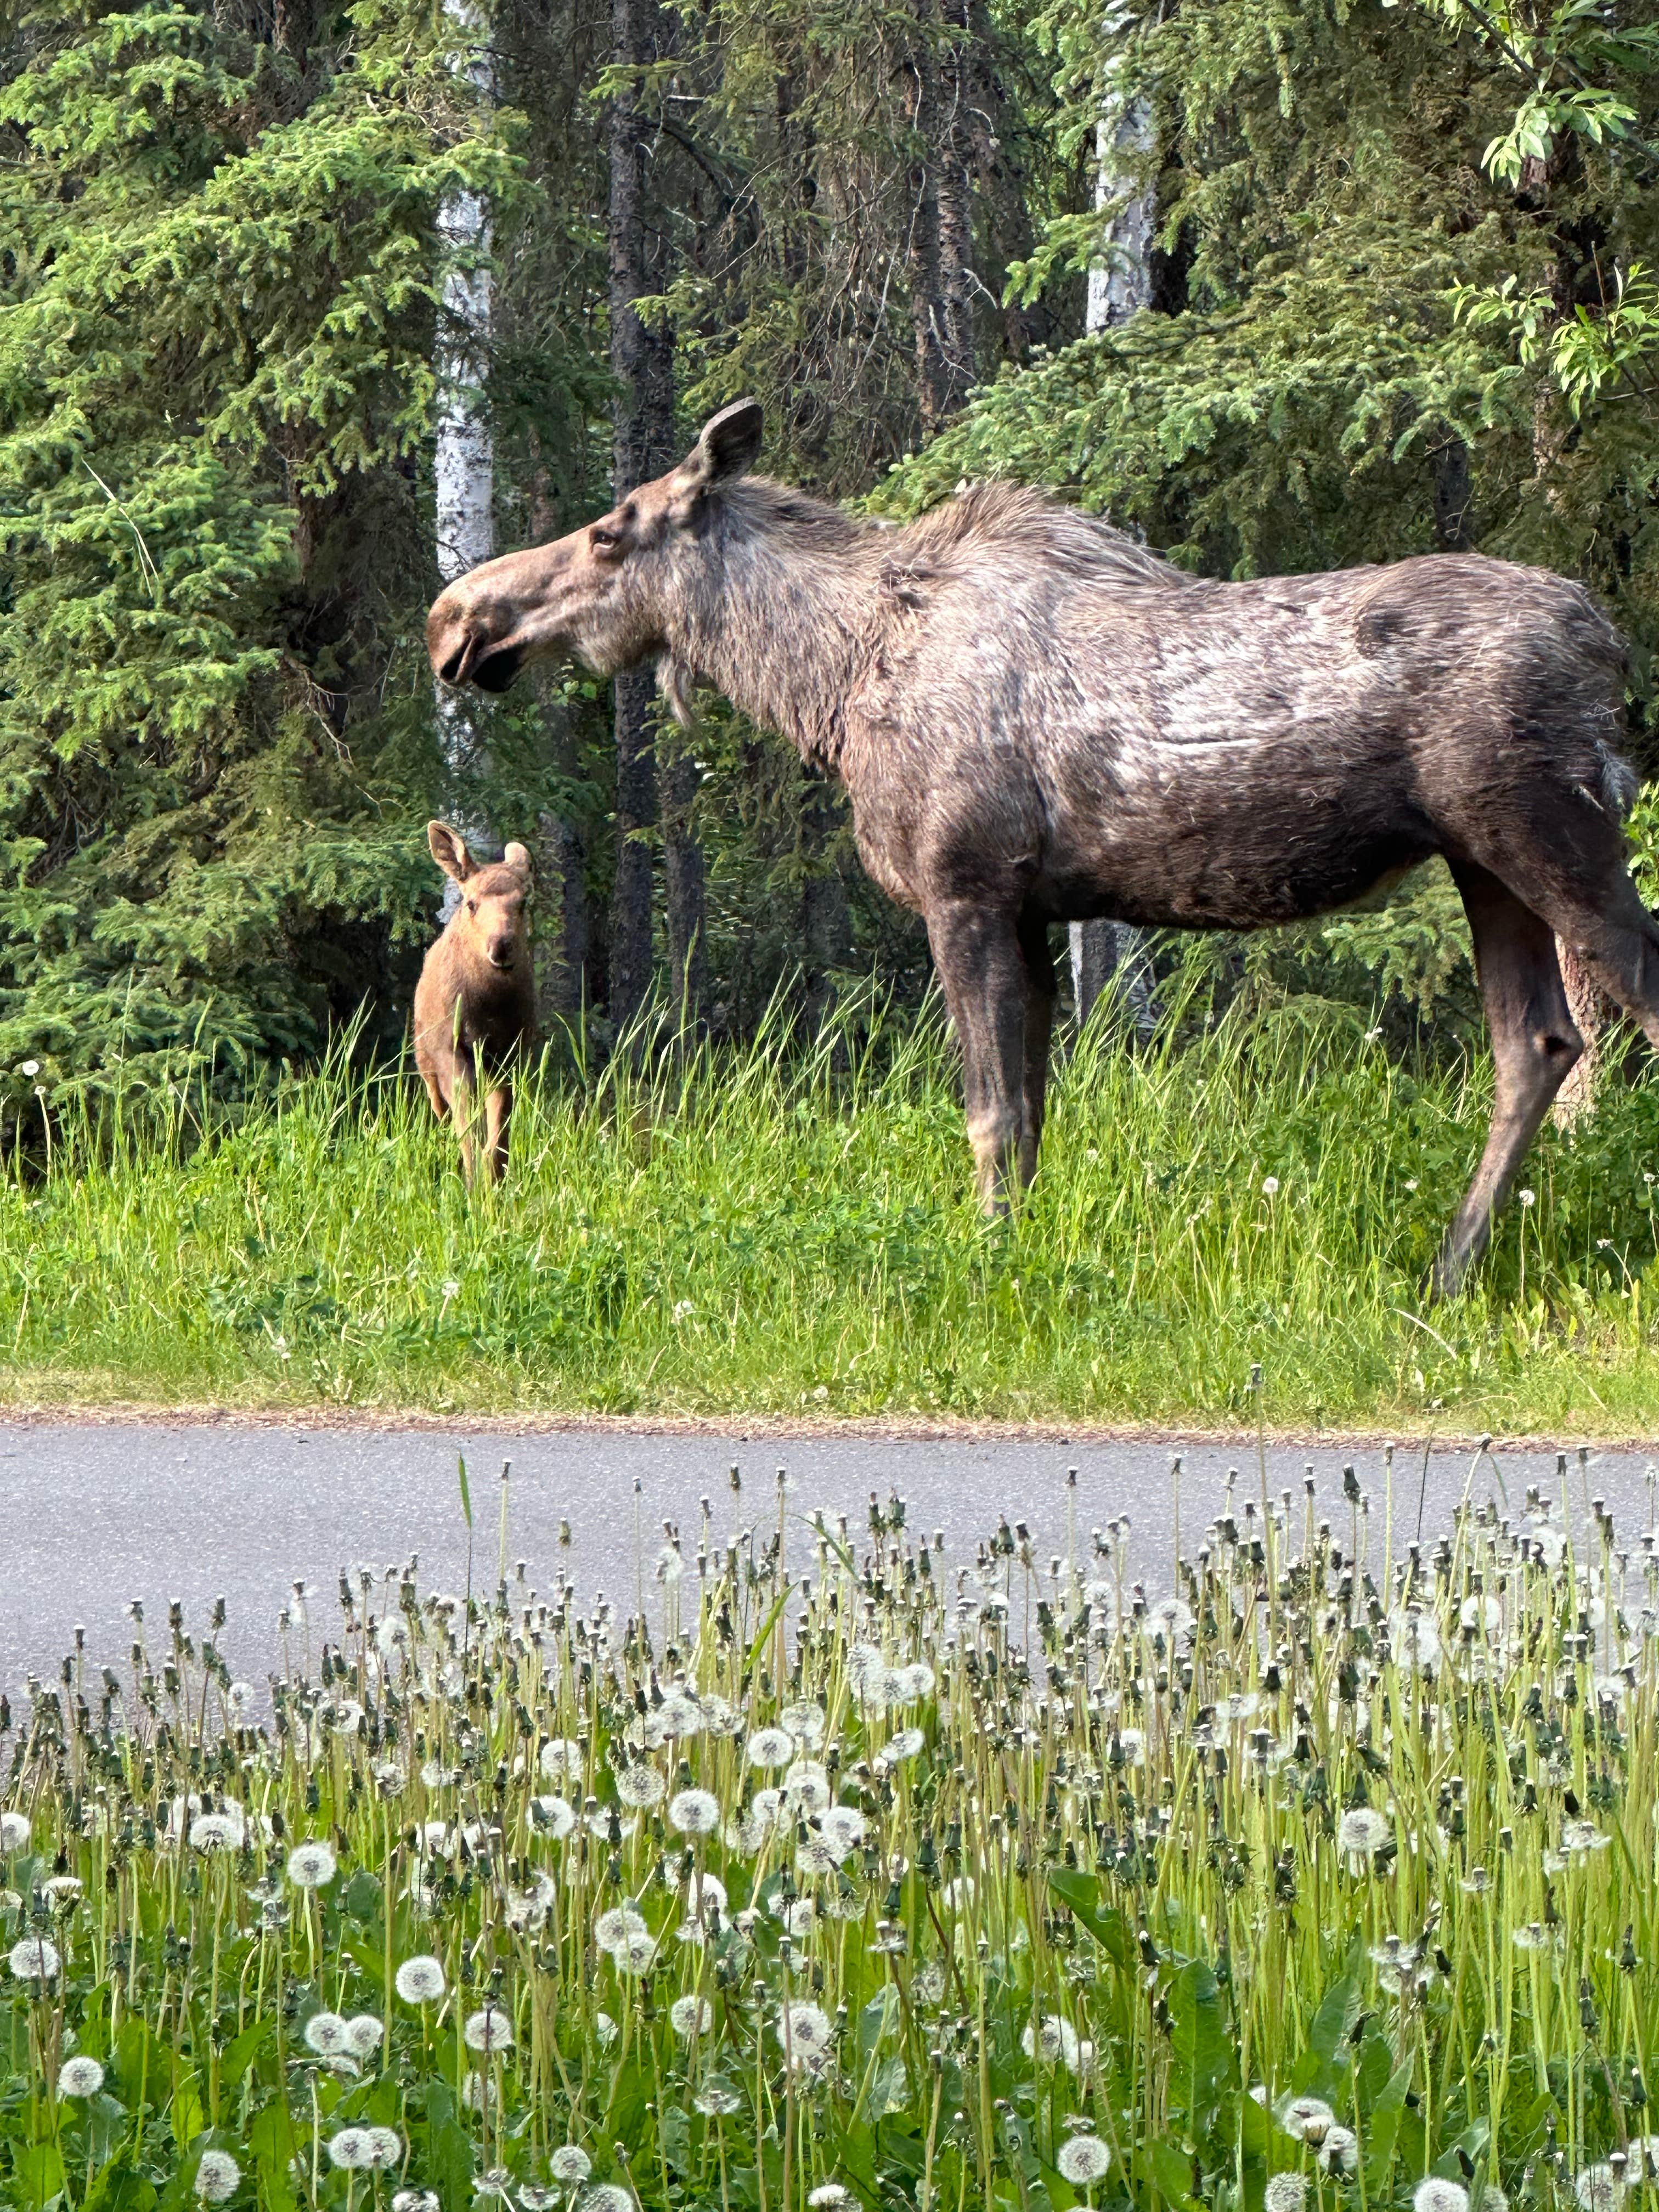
[8, 0, 1659, 1104]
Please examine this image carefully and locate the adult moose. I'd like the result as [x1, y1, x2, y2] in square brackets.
[427, 399, 1659, 1293]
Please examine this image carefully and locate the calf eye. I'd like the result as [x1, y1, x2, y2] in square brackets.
[591, 527, 619, 551]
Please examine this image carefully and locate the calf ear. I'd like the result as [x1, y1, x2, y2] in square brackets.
[502, 840, 533, 882]
[428, 821, 472, 883]
[669, 397, 764, 521]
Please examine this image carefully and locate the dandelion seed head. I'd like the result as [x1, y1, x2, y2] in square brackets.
[462, 2005, 515, 2053]
[746, 1727, 794, 1769]
[0, 1812, 31, 1852]
[576, 2190, 633, 2212]
[194, 2151, 241, 2202]
[779, 1701, 826, 1746]
[695, 2081, 745, 2116]
[1282, 2096, 1336, 2142]
[1575, 2168, 1621, 2212]
[595, 1906, 649, 1955]
[8, 1936, 60, 1982]
[551, 2148, 593, 2185]
[1318, 2127, 1359, 2176]
[1335, 1808, 1392, 1861]
[613, 1766, 665, 1810]
[1415, 2181, 1470, 2212]
[668, 1788, 721, 1836]
[776, 2000, 833, 2055]
[285, 1839, 337, 1889]
[1057, 2138, 1111, 2186]
[303, 2011, 349, 2056]
[1265, 2178, 1308, 2212]
[670, 1994, 713, 2038]
[328, 2130, 375, 2171]
[58, 2056, 105, 2097]
[345, 2014, 384, 2060]
[395, 1955, 446, 2004]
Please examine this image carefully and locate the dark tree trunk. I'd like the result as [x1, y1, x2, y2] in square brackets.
[906, 0, 976, 434]
[608, 0, 680, 1034]
[962, 0, 1049, 361]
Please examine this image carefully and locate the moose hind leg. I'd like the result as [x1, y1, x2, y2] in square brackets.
[926, 899, 1029, 1211]
[1017, 912, 1058, 1187]
[1434, 862, 1582, 1297]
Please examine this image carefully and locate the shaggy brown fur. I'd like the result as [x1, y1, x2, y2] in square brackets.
[427, 400, 1659, 1291]
[413, 822, 536, 1186]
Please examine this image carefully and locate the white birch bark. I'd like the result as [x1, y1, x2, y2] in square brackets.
[1071, 2, 1158, 1039]
[435, 4, 496, 911]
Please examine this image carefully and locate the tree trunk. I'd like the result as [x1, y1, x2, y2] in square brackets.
[607, 0, 679, 1035]
[1071, 2, 1157, 1035]
[433, 0, 495, 918]
[962, 0, 1051, 361]
[906, 0, 976, 434]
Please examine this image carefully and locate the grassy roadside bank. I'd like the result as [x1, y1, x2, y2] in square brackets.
[5, 1004, 1659, 1432]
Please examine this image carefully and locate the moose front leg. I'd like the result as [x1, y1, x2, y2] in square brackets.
[926, 899, 1030, 1211]
[1017, 912, 1058, 1187]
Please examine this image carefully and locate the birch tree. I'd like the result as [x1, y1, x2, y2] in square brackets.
[435, 0, 496, 917]
[1070, 0, 1158, 1038]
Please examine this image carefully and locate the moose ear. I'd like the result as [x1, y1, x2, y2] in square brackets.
[501, 840, 533, 882]
[428, 820, 471, 884]
[669, 398, 764, 521]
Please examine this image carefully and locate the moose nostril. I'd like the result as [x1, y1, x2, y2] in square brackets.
[438, 643, 468, 686]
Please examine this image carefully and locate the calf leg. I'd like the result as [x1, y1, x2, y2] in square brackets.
[1017, 912, 1058, 1187]
[449, 1064, 481, 1188]
[1434, 862, 1582, 1297]
[484, 1083, 512, 1184]
[926, 899, 1029, 1210]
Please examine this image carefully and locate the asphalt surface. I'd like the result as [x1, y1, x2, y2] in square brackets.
[3, 1421, 1657, 1698]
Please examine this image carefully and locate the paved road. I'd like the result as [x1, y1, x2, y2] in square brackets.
[2, 1420, 1657, 1697]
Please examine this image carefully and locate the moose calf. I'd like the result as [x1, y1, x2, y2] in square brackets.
[413, 822, 535, 1185]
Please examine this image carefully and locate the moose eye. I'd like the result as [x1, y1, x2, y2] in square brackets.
[591, 527, 620, 552]
[466, 898, 477, 915]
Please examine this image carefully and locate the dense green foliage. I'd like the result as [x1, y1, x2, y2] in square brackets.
[9, 0, 1659, 1099]
[7, 991, 1659, 1429]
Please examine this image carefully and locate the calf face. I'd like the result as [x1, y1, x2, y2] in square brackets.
[428, 821, 533, 975]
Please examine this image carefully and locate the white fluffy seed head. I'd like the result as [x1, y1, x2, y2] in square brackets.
[303, 2011, 349, 2056]
[670, 1994, 714, 2038]
[194, 2151, 241, 2202]
[746, 1728, 794, 1769]
[9, 1936, 61, 1983]
[1414, 2182, 1470, 2212]
[551, 2147, 592, 2185]
[668, 1788, 721, 1836]
[327, 2130, 375, 2171]
[463, 2005, 514, 2053]
[58, 2056, 105, 2098]
[1057, 2138, 1111, 2186]
[1265, 2179, 1308, 2212]
[394, 1955, 447, 2005]
[0, 1812, 32, 1852]
[285, 1840, 337, 1889]
[344, 2015, 384, 2059]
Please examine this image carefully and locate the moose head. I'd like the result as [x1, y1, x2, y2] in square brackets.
[426, 400, 766, 697]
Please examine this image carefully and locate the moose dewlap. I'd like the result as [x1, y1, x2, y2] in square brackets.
[428, 399, 1659, 1291]
[413, 822, 535, 1186]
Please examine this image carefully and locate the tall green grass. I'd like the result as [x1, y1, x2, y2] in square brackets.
[5, 992, 1659, 1428]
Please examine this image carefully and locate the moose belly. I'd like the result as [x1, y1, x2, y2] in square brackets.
[1042, 738, 1439, 931]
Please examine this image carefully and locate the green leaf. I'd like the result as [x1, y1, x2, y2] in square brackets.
[1167, 1957, 1234, 2129]
[1045, 1867, 1133, 1969]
